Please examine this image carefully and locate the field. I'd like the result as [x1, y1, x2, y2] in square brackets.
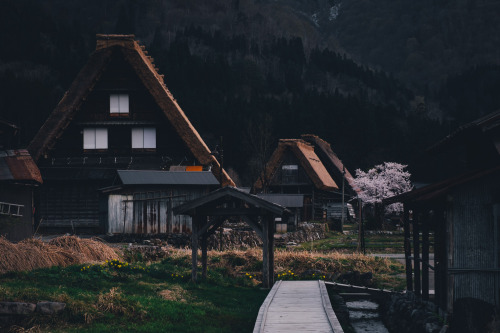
[295, 223, 434, 254]
[0, 237, 405, 332]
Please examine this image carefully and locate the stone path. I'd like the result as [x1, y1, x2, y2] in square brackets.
[253, 280, 344, 333]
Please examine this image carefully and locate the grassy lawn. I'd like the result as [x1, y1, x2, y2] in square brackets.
[0, 243, 406, 331]
[296, 226, 434, 254]
[0, 258, 268, 332]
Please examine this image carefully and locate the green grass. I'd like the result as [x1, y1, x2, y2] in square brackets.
[0, 245, 407, 331]
[296, 229, 434, 254]
[0, 258, 268, 332]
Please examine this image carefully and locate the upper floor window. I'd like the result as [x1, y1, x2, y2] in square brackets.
[282, 164, 298, 184]
[110, 94, 129, 116]
[132, 127, 156, 149]
[84, 128, 108, 150]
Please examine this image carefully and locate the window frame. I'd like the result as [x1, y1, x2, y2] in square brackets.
[132, 127, 156, 150]
[83, 128, 108, 151]
[110, 94, 129, 116]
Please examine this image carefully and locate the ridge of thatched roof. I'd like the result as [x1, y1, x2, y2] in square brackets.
[254, 139, 338, 192]
[301, 134, 360, 194]
[28, 34, 234, 187]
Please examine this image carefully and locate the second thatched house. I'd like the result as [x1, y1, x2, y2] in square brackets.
[253, 136, 357, 226]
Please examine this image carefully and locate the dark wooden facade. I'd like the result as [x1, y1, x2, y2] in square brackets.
[386, 110, 500, 317]
[28, 34, 234, 234]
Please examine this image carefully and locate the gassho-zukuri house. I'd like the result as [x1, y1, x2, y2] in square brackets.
[28, 34, 234, 235]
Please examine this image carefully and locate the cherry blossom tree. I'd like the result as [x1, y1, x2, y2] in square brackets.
[353, 162, 413, 214]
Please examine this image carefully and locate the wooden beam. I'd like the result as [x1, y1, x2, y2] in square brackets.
[201, 233, 208, 280]
[413, 212, 421, 297]
[197, 207, 265, 216]
[262, 216, 270, 289]
[241, 215, 263, 239]
[422, 211, 430, 301]
[196, 217, 219, 238]
[191, 215, 199, 283]
[205, 219, 224, 237]
[404, 206, 413, 291]
[268, 215, 275, 287]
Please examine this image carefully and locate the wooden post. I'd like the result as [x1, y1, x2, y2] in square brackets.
[435, 206, 448, 312]
[404, 206, 413, 291]
[422, 211, 430, 301]
[201, 231, 208, 280]
[262, 216, 270, 289]
[413, 212, 421, 297]
[268, 215, 275, 287]
[191, 215, 199, 283]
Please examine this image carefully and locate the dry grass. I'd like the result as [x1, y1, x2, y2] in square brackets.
[158, 285, 187, 302]
[7, 325, 42, 333]
[162, 247, 398, 275]
[0, 236, 120, 275]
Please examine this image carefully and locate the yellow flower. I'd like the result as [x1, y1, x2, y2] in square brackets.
[118, 265, 122, 268]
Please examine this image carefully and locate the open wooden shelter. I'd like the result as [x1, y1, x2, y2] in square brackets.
[384, 110, 500, 318]
[173, 186, 290, 288]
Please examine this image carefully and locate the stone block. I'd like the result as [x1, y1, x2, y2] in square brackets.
[0, 302, 36, 315]
[36, 302, 66, 315]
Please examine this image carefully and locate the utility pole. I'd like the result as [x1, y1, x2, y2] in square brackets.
[219, 136, 223, 188]
[341, 165, 345, 233]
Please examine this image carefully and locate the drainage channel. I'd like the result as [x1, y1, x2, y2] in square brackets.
[340, 293, 389, 333]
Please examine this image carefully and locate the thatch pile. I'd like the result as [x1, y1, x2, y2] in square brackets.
[0, 236, 120, 275]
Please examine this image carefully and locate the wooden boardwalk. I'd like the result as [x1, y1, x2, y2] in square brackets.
[253, 280, 344, 333]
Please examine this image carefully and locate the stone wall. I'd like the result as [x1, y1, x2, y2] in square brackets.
[107, 222, 328, 250]
[381, 292, 446, 333]
[0, 302, 65, 328]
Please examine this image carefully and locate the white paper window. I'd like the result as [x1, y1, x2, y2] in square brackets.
[110, 94, 129, 115]
[83, 128, 108, 149]
[132, 128, 156, 149]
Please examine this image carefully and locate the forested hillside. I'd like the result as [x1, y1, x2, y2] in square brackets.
[1, 0, 498, 184]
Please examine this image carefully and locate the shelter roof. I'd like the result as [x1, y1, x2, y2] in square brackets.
[173, 186, 290, 216]
[0, 149, 42, 184]
[384, 165, 500, 205]
[117, 170, 219, 185]
[427, 109, 500, 154]
[254, 139, 338, 191]
[28, 34, 234, 187]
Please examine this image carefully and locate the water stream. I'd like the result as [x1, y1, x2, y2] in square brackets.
[346, 299, 389, 333]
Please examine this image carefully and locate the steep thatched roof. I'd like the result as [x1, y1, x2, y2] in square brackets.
[28, 34, 234, 187]
[254, 139, 338, 192]
[301, 134, 360, 194]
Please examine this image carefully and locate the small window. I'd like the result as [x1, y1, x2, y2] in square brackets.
[132, 128, 156, 149]
[110, 94, 129, 115]
[282, 164, 298, 184]
[84, 128, 108, 149]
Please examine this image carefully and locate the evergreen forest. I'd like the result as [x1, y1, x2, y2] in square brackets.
[1, 0, 499, 184]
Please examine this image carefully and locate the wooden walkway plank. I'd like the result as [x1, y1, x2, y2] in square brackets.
[254, 280, 344, 333]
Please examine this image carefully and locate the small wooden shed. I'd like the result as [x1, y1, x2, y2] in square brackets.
[103, 170, 219, 234]
[173, 186, 290, 288]
[0, 149, 42, 241]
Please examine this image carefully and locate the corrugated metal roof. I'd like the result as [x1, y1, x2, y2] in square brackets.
[257, 194, 304, 207]
[117, 170, 219, 185]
